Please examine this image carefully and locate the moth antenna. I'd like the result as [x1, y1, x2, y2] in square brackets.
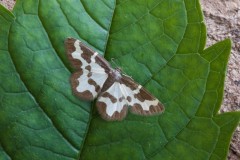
[111, 58, 132, 78]
[111, 58, 120, 69]
[122, 73, 133, 79]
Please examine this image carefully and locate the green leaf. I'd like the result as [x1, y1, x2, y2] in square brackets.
[0, 0, 239, 160]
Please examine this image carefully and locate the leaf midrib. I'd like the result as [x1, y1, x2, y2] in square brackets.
[77, 0, 117, 159]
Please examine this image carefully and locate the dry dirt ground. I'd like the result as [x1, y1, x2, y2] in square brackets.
[201, 0, 240, 159]
[0, 0, 239, 159]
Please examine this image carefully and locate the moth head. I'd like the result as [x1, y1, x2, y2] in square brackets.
[110, 67, 122, 80]
[116, 67, 122, 73]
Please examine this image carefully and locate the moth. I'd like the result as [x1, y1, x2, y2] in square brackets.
[65, 37, 164, 121]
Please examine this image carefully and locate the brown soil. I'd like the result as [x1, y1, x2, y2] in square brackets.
[201, 0, 240, 159]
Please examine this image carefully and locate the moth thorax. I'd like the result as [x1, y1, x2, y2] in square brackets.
[113, 68, 122, 80]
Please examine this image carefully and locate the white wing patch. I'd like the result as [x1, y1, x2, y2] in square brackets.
[72, 40, 105, 73]
[75, 70, 108, 97]
[121, 84, 160, 111]
[70, 40, 108, 99]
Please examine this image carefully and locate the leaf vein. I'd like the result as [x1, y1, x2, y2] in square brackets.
[80, 0, 108, 31]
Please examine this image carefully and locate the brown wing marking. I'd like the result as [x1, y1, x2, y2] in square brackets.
[121, 75, 165, 115]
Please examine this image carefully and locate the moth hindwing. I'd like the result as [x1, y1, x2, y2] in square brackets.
[65, 37, 164, 121]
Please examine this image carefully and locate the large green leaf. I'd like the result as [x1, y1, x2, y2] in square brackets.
[0, 0, 239, 159]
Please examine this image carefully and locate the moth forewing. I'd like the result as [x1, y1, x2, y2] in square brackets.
[120, 75, 164, 116]
[65, 38, 109, 100]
